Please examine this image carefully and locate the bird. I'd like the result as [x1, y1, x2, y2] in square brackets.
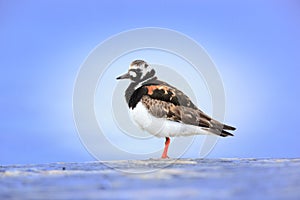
[116, 60, 236, 159]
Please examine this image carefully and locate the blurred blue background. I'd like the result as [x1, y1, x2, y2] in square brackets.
[1, 0, 299, 165]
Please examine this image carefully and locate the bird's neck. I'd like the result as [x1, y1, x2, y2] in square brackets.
[125, 76, 158, 104]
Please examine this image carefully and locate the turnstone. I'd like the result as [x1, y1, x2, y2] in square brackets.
[116, 60, 236, 158]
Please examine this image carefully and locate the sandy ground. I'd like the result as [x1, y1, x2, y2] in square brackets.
[1, 158, 300, 199]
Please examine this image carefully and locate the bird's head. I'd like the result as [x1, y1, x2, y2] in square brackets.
[116, 60, 156, 83]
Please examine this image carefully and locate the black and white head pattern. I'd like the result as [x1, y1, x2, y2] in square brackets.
[123, 60, 158, 104]
[127, 60, 156, 83]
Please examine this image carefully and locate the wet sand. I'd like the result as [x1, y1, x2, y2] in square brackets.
[1, 158, 300, 199]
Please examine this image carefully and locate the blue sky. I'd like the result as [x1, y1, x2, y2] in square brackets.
[1, 1, 299, 164]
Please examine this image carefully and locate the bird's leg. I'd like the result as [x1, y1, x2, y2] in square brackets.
[161, 137, 170, 159]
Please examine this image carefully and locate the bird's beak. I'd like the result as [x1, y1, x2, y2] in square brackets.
[116, 72, 130, 80]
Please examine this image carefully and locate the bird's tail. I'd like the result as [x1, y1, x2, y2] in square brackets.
[209, 121, 236, 137]
[222, 124, 236, 131]
[220, 129, 234, 137]
[219, 123, 236, 137]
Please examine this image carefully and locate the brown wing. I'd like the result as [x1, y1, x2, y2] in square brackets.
[142, 95, 235, 136]
[141, 95, 211, 128]
[143, 84, 198, 109]
[129, 83, 235, 136]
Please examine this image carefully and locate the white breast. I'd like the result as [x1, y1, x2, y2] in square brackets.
[129, 102, 213, 138]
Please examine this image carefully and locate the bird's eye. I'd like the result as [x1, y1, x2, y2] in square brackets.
[129, 71, 137, 77]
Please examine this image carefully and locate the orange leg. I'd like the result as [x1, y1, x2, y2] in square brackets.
[161, 137, 170, 159]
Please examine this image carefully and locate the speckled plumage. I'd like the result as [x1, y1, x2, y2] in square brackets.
[116, 60, 236, 158]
